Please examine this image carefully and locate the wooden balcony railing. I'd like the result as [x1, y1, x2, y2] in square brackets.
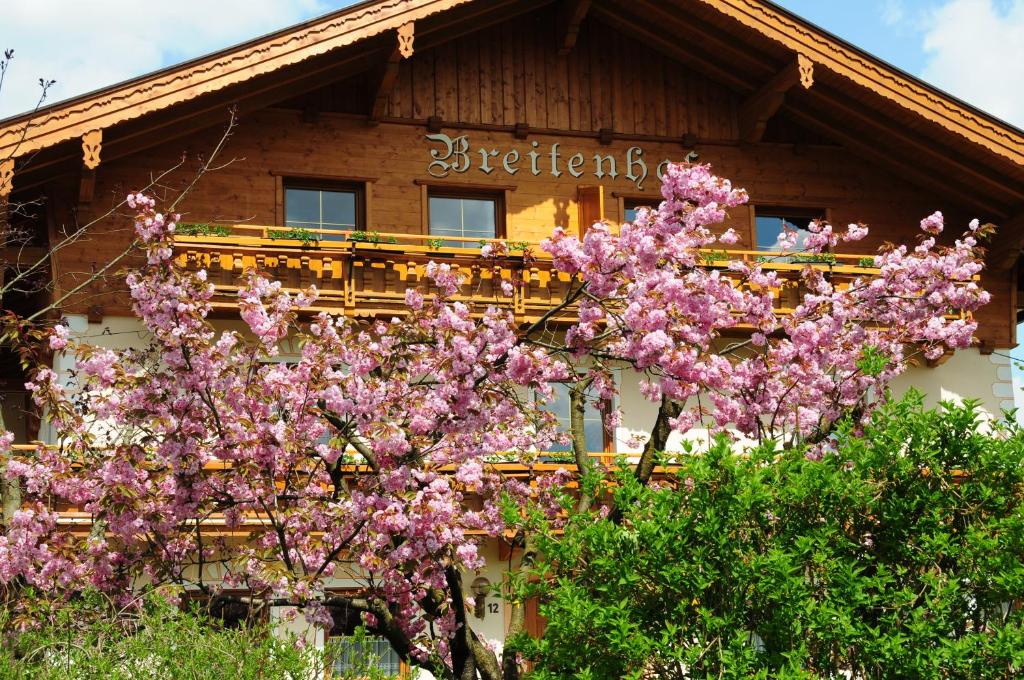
[7, 443, 649, 533]
[173, 224, 883, 323]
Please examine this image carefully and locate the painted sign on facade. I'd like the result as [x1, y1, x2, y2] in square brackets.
[425, 133, 695, 190]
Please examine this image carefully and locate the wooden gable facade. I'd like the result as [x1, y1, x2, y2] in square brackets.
[1, 0, 1023, 348]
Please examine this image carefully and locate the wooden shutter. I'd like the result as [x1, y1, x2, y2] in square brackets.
[576, 185, 604, 238]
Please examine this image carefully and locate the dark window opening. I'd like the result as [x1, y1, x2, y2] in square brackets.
[284, 181, 363, 240]
[184, 592, 265, 630]
[428, 190, 502, 247]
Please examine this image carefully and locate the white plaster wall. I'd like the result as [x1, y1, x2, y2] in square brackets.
[889, 348, 1010, 419]
[614, 347, 1011, 455]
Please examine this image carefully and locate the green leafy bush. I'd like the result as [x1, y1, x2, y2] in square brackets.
[514, 393, 1024, 679]
[0, 592, 325, 679]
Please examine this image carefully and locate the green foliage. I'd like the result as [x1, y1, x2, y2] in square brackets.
[514, 394, 1024, 679]
[701, 250, 730, 265]
[267, 227, 317, 245]
[0, 591, 325, 679]
[855, 344, 890, 377]
[858, 256, 877, 268]
[349, 231, 398, 245]
[174, 223, 231, 237]
[427, 238, 445, 250]
[790, 252, 838, 265]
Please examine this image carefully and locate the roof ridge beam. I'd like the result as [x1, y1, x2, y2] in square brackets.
[739, 55, 813, 143]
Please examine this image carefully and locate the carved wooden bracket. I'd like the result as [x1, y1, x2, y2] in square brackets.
[797, 53, 814, 89]
[739, 55, 813, 143]
[397, 22, 415, 59]
[82, 129, 102, 169]
[0, 159, 13, 198]
[369, 23, 414, 124]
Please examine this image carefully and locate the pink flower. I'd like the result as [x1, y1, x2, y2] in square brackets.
[719, 228, 739, 245]
[48, 324, 69, 351]
[920, 211, 944, 234]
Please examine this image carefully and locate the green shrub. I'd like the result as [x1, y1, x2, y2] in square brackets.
[514, 393, 1024, 679]
[0, 591, 326, 679]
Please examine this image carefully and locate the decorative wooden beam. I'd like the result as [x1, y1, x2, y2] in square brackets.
[79, 129, 102, 204]
[79, 170, 97, 205]
[739, 55, 813, 143]
[557, 0, 591, 55]
[397, 21, 414, 58]
[0, 159, 10, 238]
[369, 22, 413, 125]
[82, 129, 102, 169]
[0, 158, 13, 198]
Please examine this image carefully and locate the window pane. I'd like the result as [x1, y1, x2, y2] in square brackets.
[429, 195, 498, 247]
[756, 214, 814, 251]
[537, 383, 605, 454]
[285, 188, 320, 224]
[462, 199, 496, 233]
[332, 636, 402, 676]
[624, 203, 656, 223]
[322, 190, 356, 228]
[429, 197, 462, 231]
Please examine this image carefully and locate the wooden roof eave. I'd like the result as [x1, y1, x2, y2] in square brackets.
[0, 0, 473, 161]
[688, 0, 1024, 168]
[597, 0, 1021, 217]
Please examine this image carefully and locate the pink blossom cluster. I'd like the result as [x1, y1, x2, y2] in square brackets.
[543, 163, 989, 443]
[1, 164, 992, 672]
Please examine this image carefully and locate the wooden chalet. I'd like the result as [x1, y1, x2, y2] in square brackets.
[0, 0, 1023, 663]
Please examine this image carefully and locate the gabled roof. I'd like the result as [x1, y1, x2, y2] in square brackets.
[1, 0, 1021, 211]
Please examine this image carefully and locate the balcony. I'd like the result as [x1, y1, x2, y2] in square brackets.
[8, 444, 644, 534]
[173, 224, 882, 323]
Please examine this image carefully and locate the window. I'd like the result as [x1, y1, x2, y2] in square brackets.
[184, 592, 265, 629]
[623, 198, 658, 224]
[284, 182, 362, 240]
[428, 191, 501, 247]
[536, 382, 608, 454]
[327, 602, 402, 677]
[754, 207, 824, 252]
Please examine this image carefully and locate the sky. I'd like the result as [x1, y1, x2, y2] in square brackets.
[0, 0, 1023, 127]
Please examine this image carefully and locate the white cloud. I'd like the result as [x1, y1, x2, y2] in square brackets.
[921, 0, 1024, 128]
[881, 0, 907, 27]
[0, 0, 343, 120]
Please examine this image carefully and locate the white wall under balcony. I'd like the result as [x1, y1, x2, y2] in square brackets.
[613, 347, 1011, 455]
